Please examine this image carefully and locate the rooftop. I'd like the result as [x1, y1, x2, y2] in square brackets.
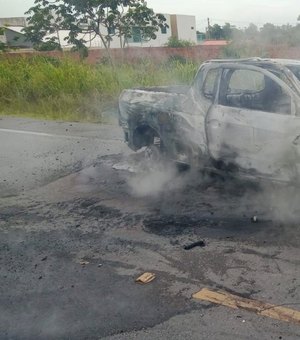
[202, 40, 229, 46]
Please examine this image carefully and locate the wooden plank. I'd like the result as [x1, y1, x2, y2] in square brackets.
[193, 288, 300, 325]
[135, 272, 156, 284]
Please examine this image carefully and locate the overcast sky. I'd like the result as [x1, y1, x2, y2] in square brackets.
[0, 0, 299, 30]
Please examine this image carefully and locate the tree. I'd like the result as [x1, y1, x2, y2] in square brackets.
[207, 24, 223, 40]
[244, 23, 258, 40]
[24, 0, 168, 55]
[0, 27, 8, 51]
[0, 41, 8, 52]
[260, 23, 285, 44]
[22, 3, 62, 51]
[222, 22, 233, 40]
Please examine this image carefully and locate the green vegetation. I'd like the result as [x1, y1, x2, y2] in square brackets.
[207, 23, 232, 40]
[208, 20, 300, 47]
[165, 37, 195, 48]
[221, 41, 271, 58]
[0, 56, 198, 122]
[0, 28, 8, 51]
[24, 0, 168, 53]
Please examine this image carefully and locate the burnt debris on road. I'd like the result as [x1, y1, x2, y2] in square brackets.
[0, 117, 300, 340]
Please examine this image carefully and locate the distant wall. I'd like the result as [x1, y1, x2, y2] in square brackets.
[5, 44, 300, 64]
[267, 45, 300, 59]
[0, 17, 27, 27]
[5, 45, 223, 64]
[87, 46, 223, 63]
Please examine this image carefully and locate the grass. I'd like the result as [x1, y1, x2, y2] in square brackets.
[0, 55, 198, 122]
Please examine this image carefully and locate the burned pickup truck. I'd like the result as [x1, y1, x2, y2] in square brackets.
[119, 58, 300, 182]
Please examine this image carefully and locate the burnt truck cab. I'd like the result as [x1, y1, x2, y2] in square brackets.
[119, 58, 300, 182]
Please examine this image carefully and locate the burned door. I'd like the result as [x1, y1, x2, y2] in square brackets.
[206, 66, 261, 171]
[176, 65, 221, 159]
[245, 74, 300, 181]
[206, 65, 300, 180]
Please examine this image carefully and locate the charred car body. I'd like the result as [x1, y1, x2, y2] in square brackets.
[119, 58, 300, 182]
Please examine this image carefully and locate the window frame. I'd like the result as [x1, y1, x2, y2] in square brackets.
[202, 68, 220, 101]
[227, 69, 265, 93]
[216, 64, 297, 116]
[161, 26, 167, 34]
[132, 27, 142, 43]
[107, 26, 115, 35]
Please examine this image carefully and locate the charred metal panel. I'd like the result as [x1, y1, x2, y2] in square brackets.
[119, 59, 300, 182]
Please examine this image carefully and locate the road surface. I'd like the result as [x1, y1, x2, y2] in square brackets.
[0, 116, 129, 196]
[0, 116, 300, 340]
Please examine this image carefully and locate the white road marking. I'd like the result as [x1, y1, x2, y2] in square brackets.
[0, 128, 88, 139]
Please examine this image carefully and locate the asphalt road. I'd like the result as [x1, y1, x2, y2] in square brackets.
[0, 117, 129, 196]
[0, 116, 300, 340]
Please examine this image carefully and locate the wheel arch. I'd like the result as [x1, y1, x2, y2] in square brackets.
[132, 124, 160, 150]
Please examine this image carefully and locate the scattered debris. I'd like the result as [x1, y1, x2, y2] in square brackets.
[135, 272, 156, 284]
[112, 162, 137, 173]
[79, 260, 90, 266]
[184, 240, 206, 250]
[251, 216, 258, 223]
[193, 288, 300, 324]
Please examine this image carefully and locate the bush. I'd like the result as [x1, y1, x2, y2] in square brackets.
[165, 37, 195, 48]
[167, 55, 187, 64]
[221, 41, 270, 58]
[0, 41, 8, 52]
[0, 56, 199, 122]
[35, 41, 62, 51]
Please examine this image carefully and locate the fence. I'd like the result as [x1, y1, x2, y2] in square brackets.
[5, 44, 300, 64]
[6, 45, 223, 64]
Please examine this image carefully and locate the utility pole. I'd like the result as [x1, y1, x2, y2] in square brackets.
[207, 17, 211, 39]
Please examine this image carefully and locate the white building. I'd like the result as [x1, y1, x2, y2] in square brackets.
[1, 26, 34, 48]
[68, 14, 173, 48]
[1, 13, 197, 49]
[89, 14, 196, 48]
[170, 15, 197, 43]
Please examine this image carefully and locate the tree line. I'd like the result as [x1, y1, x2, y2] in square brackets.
[203, 20, 300, 46]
